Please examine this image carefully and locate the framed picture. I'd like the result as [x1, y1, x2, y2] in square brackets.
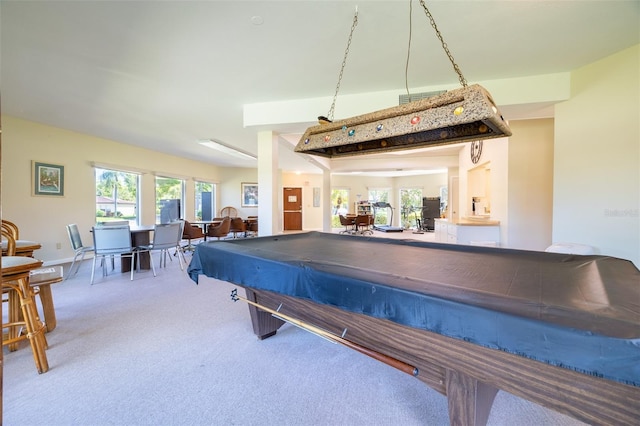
[241, 182, 258, 207]
[313, 187, 321, 207]
[32, 161, 65, 196]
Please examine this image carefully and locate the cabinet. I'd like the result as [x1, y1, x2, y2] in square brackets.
[434, 219, 500, 246]
[355, 201, 372, 216]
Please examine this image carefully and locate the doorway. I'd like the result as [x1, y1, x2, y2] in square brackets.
[283, 187, 302, 231]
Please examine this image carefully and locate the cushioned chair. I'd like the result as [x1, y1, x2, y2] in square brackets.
[207, 217, 231, 240]
[229, 217, 247, 238]
[246, 216, 258, 237]
[65, 223, 95, 279]
[182, 220, 205, 252]
[355, 215, 374, 235]
[339, 215, 356, 234]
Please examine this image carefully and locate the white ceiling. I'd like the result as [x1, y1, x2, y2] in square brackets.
[2, 1, 639, 175]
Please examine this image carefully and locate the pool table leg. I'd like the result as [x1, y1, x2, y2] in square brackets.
[245, 289, 285, 339]
[446, 369, 498, 426]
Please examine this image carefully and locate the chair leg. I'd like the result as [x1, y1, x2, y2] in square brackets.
[90, 256, 98, 285]
[66, 253, 81, 280]
[149, 251, 156, 277]
[175, 246, 185, 271]
[9, 277, 49, 373]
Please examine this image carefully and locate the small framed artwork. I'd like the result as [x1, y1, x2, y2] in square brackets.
[32, 161, 65, 196]
[313, 187, 321, 207]
[241, 182, 258, 207]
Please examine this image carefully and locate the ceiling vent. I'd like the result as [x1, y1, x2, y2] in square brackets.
[399, 90, 447, 105]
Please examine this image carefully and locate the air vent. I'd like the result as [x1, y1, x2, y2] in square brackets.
[399, 90, 447, 105]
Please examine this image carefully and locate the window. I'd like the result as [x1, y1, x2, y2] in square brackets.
[95, 168, 139, 225]
[368, 189, 389, 226]
[155, 176, 185, 224]
[331, 188, 350, 228]
[400, 188, 423, 229]
[195, 181, 216, 221]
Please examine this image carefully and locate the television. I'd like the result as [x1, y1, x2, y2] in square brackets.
[160, 199, 181, 224]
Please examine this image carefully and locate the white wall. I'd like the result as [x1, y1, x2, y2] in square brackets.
[554, 45, 639, 266]
[218, 167, 258, 218]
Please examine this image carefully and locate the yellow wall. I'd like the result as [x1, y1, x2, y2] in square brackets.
[2, 116, 225, 263]
[507, 119, 555, 251]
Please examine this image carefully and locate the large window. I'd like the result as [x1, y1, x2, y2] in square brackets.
[331, 188, 350, 228]
[95, 168, 139, 224]
[155, 176, 185, 224]
[368, 189, 389, 226]
[400, 188, 423, 229]
[195, 181, 216, 221]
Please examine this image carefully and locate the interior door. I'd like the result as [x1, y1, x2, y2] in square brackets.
[283, 187, 302, 231]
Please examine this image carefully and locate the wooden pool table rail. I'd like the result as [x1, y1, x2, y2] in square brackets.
[243, 287, 640, 426]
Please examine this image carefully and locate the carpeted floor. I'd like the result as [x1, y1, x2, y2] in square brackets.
[3, 243, 586, 425]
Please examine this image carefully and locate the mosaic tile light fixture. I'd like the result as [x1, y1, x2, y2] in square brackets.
[295, 84, 512, 158]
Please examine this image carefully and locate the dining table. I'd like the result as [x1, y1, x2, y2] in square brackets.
[121, 225, 154, 272]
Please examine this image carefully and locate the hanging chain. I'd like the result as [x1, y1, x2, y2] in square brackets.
[418, 0, 467, 88]
[405, 0, 413, 99]
[326, 9, 359, 122]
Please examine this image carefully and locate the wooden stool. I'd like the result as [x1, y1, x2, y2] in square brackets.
[29, 266, 64, 332]
[2, 256, 49, 374]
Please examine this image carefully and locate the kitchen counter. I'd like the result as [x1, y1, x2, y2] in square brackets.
[434, 218, 500, 246]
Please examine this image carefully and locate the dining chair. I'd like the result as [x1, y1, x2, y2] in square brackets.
[2, 228, 49, 373]
[207, 217, 231, 240]
[229, 217, 247, 238]
[246, 216, 258, 237]
[339, 215, 356, 234]
[2, 220, 42, 257]
[219, 206, 238, 218]
[138, 221, 186, 274]
[90, 224, 149, 284]
[181, 220, 205, 252]
[65, 224, 95, 279]
[355, 215, 374, 235]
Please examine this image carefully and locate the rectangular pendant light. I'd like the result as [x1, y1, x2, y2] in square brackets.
[295, 84, 512, 158]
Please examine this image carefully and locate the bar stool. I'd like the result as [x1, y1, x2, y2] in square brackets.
[2, 230, 49, 373]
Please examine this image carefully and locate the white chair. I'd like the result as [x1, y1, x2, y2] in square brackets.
[139, 222, 186, 274]
[65, 224, 95, 279]
[90, 225, 149, 284]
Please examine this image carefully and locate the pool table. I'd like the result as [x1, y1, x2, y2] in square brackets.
[188, 232, 640, 425]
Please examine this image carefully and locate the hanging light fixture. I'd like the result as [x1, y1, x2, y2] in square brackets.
[295, 1, 512, 158]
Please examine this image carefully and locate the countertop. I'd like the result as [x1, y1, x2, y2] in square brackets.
[435, 218, 500, 226]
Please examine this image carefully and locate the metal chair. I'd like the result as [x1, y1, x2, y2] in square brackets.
[138, 221, 186, 274]
[90, 224, 149, 284]
[65, 224, 95, 279]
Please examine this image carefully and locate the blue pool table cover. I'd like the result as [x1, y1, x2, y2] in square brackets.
[188, 231, 640, 387]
